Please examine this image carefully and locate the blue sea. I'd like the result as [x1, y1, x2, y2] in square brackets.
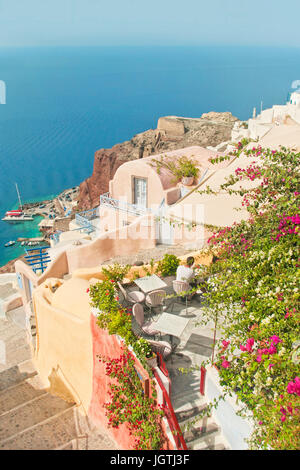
[0, 45, 300, 267]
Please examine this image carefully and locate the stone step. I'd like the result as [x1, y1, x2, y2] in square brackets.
[183, 422, 220, 448]
[176, 404, 209, 426]
[194, 442, 227, 451]
[0, 375, 46, 415]
[0, 392, 75, 441]
[0, 406, 78, 450]
[0, 283, 17, 301]
[55, 440, 76, 450]
[191, 430, 228, 450]
[0, 360, 37, 392]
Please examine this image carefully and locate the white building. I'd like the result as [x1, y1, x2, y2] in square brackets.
[231, 91, 300, 143]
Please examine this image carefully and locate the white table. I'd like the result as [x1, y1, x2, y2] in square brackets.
[134, 274, 167, 294]
[152, 312, 190, 348]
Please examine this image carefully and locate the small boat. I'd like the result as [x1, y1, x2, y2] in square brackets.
[2, 183, 34, 222]
[4, 240, 16, 247]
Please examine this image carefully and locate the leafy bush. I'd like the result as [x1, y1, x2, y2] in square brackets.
[134, 338, 153, 359]
[101, 263, 131, 283]
[99, 350, 165, 450]
[201, 144, 300, 450]
[150, 155, 200, 182]
[156, 253, 180, 277]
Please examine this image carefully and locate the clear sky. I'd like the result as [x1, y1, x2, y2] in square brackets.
[0, 0, 299, 48]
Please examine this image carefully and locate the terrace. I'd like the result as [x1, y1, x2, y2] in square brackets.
[113, 273, 231, 450]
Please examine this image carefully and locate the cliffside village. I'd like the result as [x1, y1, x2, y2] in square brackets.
[0, 92, 299, 450]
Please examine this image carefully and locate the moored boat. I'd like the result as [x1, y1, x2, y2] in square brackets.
[2, 184, 34, 222]
[4, 240, 16, 247]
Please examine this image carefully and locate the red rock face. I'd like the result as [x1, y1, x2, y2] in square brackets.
[77, 113, 239, 210]
[77, 145, 126, 210]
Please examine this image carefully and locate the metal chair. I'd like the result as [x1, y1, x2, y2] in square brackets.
[170, 280, 190, 315]
[132, 303, 161, 337]
[145, 289, 167, 317]
[148, 339, 172, 361]
[117, 281, 145, 305]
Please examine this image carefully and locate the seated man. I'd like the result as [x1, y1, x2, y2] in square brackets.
[176, 256, 195, 284]
[176, 256, 196, 301]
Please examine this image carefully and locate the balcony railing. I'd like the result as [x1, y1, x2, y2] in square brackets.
[75, 208, 98, 233]
[100, 192, 150, 217]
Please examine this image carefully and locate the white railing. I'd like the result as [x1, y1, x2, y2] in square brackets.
[100, 192, 151, 216]
[75, 208, 98, 233]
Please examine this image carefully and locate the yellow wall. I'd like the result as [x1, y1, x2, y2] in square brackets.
[32, 277, 93, 414]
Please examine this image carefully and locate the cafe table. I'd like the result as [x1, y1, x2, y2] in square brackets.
[151, 312, 190, 350]
[134, 274, 167, 294]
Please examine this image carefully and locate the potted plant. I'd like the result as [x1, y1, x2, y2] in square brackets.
[134, 338, 157, 367]
[150, 155, 200, 186]
[177, 156, 200, 186]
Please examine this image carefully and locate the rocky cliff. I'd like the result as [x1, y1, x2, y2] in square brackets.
[77, 112, 239, 210]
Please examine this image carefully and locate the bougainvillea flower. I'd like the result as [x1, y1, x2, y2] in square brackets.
[287, 377, 300, 396]
[246, 338, 255, 352]
[221, 360, 231, 369]
[270, 335, 282, 345]
[268, 344, 277, 355]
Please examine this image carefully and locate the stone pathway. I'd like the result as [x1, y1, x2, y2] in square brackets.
[141, 277, 229, 450]
[101, 244, 194, 267]
[0, 296, 117, 450]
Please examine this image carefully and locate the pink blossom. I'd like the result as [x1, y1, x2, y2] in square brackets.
[269, 364, 274, 370]
[246, 338, 255, 352]
[270, 335, 282, 345]
[222, 340, 230, 349]
[268, 344, 277, 355]
[287, 377, 300, 396]
[280, 414, 286, 423]
[221, 360, 231, 369]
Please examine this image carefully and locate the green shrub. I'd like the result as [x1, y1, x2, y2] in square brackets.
[150, 155, 200, 182]
[101, 263, 131, 283]
[157, 254, 180, 277]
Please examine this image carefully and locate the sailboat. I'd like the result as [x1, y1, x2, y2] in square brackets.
[2, 183, 34, 222]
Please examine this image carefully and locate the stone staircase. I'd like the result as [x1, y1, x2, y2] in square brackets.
[0, 305, 117, 450]
[169, 353, 229, 450]
[175, 403, 227, 450]
[0, 275, 22, 319]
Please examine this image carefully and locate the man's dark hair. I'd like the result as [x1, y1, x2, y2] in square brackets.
[186, 256, 195, 267]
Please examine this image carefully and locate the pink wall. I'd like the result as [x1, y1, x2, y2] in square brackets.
[110, 160, 166, 207]
[88, 315, 173, 450]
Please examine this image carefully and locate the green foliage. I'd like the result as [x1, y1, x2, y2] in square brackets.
[156, 253, 180, 277]
[150, 155, 200, 182]
[99, 350, 165, 450]
[101, 263, 131, 283]
[142, 258, 158, 276]
[134, 338, 153, 359]
[201, 144, 300, 450]
[89, 280, 166, 449]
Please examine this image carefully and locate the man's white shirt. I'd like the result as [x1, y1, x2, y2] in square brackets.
[176, 265, 194, 283]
